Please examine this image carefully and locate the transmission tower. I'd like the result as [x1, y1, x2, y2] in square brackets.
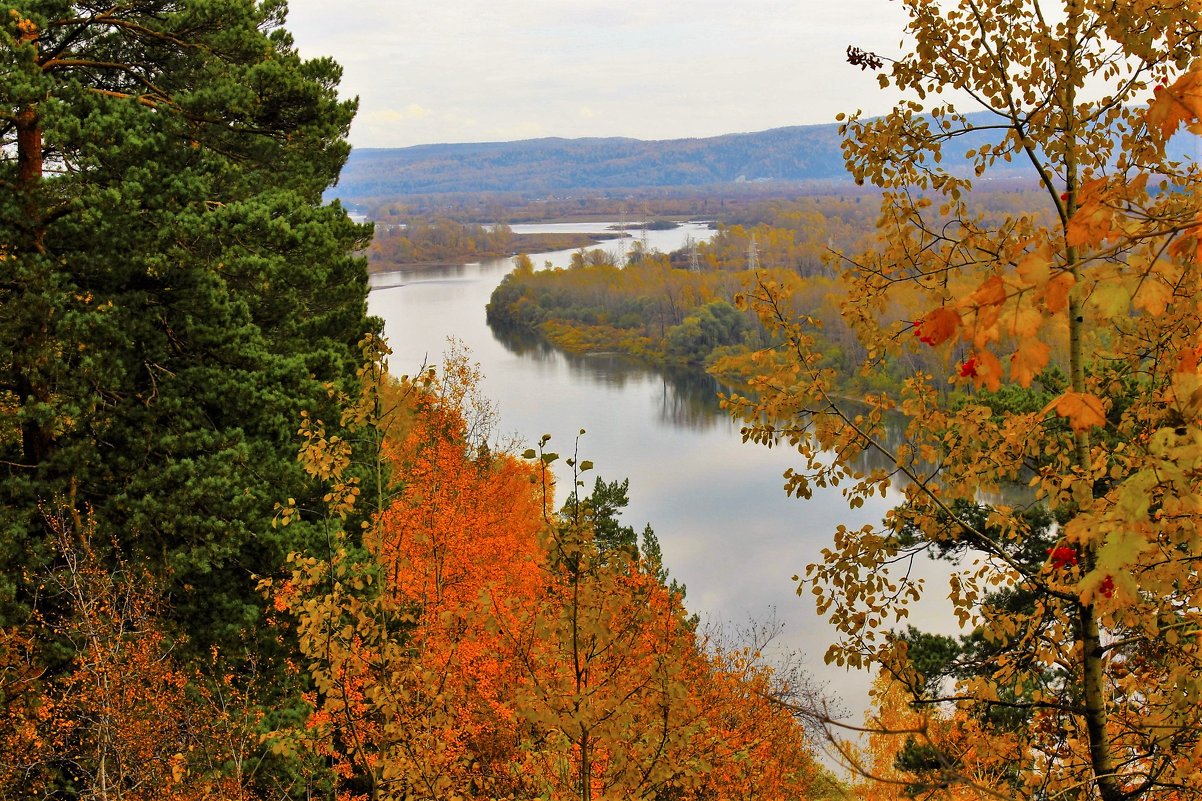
[641, 203, 650, 252]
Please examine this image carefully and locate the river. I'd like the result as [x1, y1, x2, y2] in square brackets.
[367, 221, 903, 731]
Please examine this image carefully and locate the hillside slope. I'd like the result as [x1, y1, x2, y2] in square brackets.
[337, 124, 851, 197]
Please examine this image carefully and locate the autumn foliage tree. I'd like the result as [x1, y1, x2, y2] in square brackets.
[490, 441, 710, 801]
[269, 341, 833, 800]
[726, 0, 1202, 799]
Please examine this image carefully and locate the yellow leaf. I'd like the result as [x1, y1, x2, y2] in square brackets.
[1132, 275, 1173, 316]
[1015, 244, 1052, 288]
[1087, 279, 1131, 319]
[1045, 391, 1107, 433]
[1010, 339, 1051, 387]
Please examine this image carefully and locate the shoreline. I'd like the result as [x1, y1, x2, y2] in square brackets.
[366, 230, 629, 274]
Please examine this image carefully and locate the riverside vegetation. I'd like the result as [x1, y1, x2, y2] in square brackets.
[484, 189, 1063, 399]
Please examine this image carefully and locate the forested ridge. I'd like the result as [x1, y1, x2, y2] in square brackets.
[334, 118, 1041, 199]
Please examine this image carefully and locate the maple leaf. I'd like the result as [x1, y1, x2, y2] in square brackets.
[913, 306, 961, 347]
[1087, 279, 1131, 319]
[1132, 273, 1174, 317]
[1015, 242, 1053, 289]
[1065, 178, 1117, 247]
[1041, 272, 1076, 313]
[968, 275, 1008, 307]
[1010, 339, 1051, 387]
[1044, 391, 1107, 433]
[1168, 225, 1202, 265]
[970, 350, 1003, 392]
[1146, 69, 1202, 138]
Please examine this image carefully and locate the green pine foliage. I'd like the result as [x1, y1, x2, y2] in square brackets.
[1, 0, 375, 655]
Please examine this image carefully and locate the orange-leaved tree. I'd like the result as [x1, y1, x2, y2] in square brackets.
[689, 633, 832, 800]
[727, 1, 1202, 799]
[271, 338, 831, 800]
[267, 337, 547, 800]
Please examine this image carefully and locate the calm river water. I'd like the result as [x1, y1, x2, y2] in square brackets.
[367, 221, 902, 727]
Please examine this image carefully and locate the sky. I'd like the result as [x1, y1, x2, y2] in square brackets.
[284, 0, 913, 149]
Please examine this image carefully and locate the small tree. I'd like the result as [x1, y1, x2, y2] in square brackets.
[728, 1, 1202, 798]
[493, 441, 709, 801]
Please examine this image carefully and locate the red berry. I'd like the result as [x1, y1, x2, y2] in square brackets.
[1047, 545, 1078, 569]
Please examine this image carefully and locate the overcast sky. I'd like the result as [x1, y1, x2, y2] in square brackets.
[284, 1, 913, 149]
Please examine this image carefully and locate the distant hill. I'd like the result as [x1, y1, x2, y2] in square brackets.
[335, 125, 852, 198]
[333, 118, 1054, 200]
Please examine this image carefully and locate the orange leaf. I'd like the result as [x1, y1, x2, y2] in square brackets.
[972, 349, 1003, 392]
[1146, 69, 1202, 139]
[1042, 272, 1075, 313]
[969, 275, 1008, 307]
[1045, 391, 1107, 433]
[1065, 178, 1116, 248]
[1168, 225, 1202, 264]
[1008, 306, 1043, 340]
[1175, 345, 1202, 374]
[914, 306, 961, 346]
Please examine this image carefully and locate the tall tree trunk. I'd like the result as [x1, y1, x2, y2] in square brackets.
[1061, 13, 1120, 793]
[15, 100, 53, 468]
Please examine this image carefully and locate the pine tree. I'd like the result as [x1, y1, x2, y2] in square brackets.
[1, 0, 374, 653]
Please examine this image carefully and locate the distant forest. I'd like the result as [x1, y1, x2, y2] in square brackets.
[334, 117, 1033, 200]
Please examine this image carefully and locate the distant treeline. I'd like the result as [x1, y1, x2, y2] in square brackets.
[355, 181, 886, 225]
[366, 218, 621, 271]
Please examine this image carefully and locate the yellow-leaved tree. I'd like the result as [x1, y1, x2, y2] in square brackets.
[727, 1, 1202, 799]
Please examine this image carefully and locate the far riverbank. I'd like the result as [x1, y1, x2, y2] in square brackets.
[367, 230, 628, 273]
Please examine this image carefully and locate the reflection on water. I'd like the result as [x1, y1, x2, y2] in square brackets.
[491, 320, 737, 431]
[653, 365, 735, 430]
[487, 320, 562, 363]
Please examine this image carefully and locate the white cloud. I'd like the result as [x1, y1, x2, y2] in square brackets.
[285, 0, 912, 147]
